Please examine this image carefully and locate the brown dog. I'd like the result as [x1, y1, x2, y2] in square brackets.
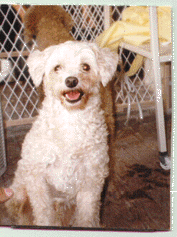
[24, 5, 116, 138]
[24, 5, 74, 50]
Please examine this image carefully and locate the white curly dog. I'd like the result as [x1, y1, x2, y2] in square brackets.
[6, 41, 118, 227]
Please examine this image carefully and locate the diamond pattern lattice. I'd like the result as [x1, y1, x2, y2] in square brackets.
[1, 5, 38, 123]
[64, 5, 105, 41]
[0, 5, 160, 126]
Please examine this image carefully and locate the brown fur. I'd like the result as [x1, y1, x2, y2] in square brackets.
[24, 5, 74, 50]
[6, 190, 33, 225]
[54, 201, 76, 227]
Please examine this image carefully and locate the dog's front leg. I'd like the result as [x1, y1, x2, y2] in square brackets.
[74, 190, 101, 228]
[25, 171, 55, 226]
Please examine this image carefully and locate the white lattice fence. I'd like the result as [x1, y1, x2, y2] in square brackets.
[0, 5, 170, 127]
[1, 5, 38, 126]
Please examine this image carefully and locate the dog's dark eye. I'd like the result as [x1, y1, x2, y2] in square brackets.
[54, 65, 61, 72]
[82, 63, 90, 72]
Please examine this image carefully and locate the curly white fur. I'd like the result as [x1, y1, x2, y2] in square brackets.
[6, 41, 118, 227]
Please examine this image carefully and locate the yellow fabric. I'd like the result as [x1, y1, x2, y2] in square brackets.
[126, 54, 144, 77]
[96, 6, 171, 76]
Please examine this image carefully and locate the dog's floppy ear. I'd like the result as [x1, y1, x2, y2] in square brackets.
[90, 44, 118, 87]
[27, 50, 46, 87]
[27, 46, 55, 87]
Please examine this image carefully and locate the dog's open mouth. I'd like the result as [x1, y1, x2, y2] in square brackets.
[63, 90, 84, 103]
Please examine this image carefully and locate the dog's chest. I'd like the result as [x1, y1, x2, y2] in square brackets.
[34, 106, 108, 196]
[47, 110, 102, 153]
[45, 153, 85, 197]
[45, 114, 106, 195]
[48, 121, 85, 156]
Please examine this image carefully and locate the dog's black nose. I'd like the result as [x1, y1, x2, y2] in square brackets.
[65, 77, 79, 88]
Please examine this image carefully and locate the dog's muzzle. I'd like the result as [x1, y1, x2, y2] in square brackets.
[63, 77, 84, 103]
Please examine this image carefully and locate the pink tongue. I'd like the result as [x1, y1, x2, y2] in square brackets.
[66, 91, 81, 100]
